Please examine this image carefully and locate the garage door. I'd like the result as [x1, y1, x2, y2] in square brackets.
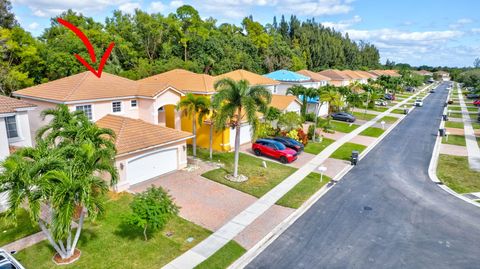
[127, 148, 177, 185]
[229, 123, 252, 148]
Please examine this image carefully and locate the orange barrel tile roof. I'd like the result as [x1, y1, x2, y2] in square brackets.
[355, 70, 377, 79]
[296, 70, 331, 82]
[139, 69, 216, 94]
[215, 69, 280, 86]
[318, 69, 351, 81]
[96, 114, 194, 155]
[0, 95, 36, 114]
[270, 95, 301, 111]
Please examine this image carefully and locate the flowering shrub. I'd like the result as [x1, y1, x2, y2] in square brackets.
[281, 128, 308, 145]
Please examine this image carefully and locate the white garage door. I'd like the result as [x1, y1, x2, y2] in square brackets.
[229, 124, 252, 148]
[127, 148, 177, 185]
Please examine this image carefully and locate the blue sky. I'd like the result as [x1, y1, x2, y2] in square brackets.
[11, 0, 480, 67]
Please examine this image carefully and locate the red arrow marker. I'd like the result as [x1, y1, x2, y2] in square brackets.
[57, 18, 115, 78]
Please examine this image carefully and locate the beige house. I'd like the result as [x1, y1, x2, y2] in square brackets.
[318, 69, 352, 86]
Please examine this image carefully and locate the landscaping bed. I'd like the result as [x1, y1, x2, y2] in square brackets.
[330, 142, 367, 161]
[437, 154, 480, 194]
[304, 138, 335, 154]
[16, 193, 212, 269]
[276, 172, 330, 209]
[201, 151, 297, 198]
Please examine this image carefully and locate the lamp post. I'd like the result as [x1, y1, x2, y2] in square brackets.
[318, 166, 327, 182]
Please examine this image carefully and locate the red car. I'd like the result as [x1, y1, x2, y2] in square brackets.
[473, 100, 480, 106]
[252, 139, 298, 164]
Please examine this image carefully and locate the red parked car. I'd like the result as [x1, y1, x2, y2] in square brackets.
[473, 100, 480, 106]
[252, 139, 298, 164]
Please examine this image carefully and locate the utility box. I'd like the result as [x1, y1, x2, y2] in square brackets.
[351, 150, 359, 165]
[439, 128, 446, 137]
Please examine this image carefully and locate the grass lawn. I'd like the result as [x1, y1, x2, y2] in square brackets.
[437, 154, 480, 193]
[359, 127, 385, 138]
[276, 172, 330, 209]
[445, 121, 464, 129]
[379, 116, 399, 124]
[442, 134, 466, 146]
[195, 240, 245, 269]
[352, 111, 377, 121]
[15, 193, 212, 269]
[357, 106, 388, 112]
[0, 209, 41, 246]
[448, 106, 479, 112]
[330, 142, 367, 161]
[330, 120, 359, 133]
[304, 138, 335, 154]
[200, 150, 297, 198]
[449, 112, 465, 118]
[391, 108, 406, 114]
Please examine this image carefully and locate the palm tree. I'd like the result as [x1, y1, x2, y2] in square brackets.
[320, 86, 344, 114]
[213, 78, 271, 179]
[36, 105, 86, 144]
[286, 85, 317, 117]
[176, 93, 211, 157]
[0, 107, 117, 261]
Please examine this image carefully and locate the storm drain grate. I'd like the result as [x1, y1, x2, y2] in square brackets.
[363, 206, 373, 211]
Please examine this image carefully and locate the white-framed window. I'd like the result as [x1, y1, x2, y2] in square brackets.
[112, 101, 122, 113]
[5, 116, 18, 139]
[158, 106, 164, 112]
[76, 104, 93, 120]
[131, 100, 137, 108]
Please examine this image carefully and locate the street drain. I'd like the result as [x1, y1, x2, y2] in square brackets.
[363, 206, 372, 211]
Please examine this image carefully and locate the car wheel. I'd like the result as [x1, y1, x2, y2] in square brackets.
[254, 149, 262, 156]
[279, 156, 288, 164]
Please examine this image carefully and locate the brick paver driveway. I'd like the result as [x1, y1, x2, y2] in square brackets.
[129, 159, 293, 249]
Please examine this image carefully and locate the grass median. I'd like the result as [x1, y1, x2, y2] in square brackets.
[359, 127, 385, 137]
[442, 134, 466, 146]
[437, 154, 480, 193]
[276, 172, 330, 209]
[330, 142, 367, 161]
[304, 138, 335, 154]
[195, 240, 246, 269]
[330, 120, 359, 133]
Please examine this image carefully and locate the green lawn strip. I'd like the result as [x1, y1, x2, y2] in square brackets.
[356, 106, 388, 112]
[448, 106, 479, 112]
[304, 138, 335, 155]
[359, 127, 385, 138]
[330, 120, 359, 133]
[379, 116, 398, 124]
[0, 209, 41, 246]
[352, 111, 377, 121]
[330, 142, 367, 161]
[449, 112, 465, 118]
[474, 123, 480, 129]
[437, 154, 480, 194]
[201, 151, 297, 198]
[445, 121, 463, 129]
[390, 108, 406, 114]
[276, 172, 330, 209]
[15, 194, 212, 269]
[442, 134, 466, 146]
[195, 240, 246, 269]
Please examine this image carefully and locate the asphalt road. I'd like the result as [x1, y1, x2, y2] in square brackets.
[247, 83, 480, 269]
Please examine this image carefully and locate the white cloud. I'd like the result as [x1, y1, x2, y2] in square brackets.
[169, 0, 184, 9]
[118, 2, 141, 14]
[13, 0, 131, 17]
[322, 15, 361, 31]
[279, 0, 353, 16]
[450, 18, 473, 29]
[27, 22, 39, 30]
[149, 2, 165, 13]
[457, 18, 472, 24]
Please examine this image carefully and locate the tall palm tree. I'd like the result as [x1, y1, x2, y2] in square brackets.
[320, 87, 344, 114]
[36, 104, 85, 144]
[176, 93, 211, 157]
[213, 78, 271, 178]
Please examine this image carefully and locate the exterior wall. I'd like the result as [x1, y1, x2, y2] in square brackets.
[0, 117, 9, 161]
[20, 98, 56, 140]
[114, 141, 188, 191]
[306, 102, 329, 116]
[286, 101, 302, 114]
[8, 111, 33, 148]
[328, 80, 344, 87]
[66, 99, 140, 122]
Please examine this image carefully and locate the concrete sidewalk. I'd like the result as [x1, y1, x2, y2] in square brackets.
[163, 83, 435, 269]
[457, 84, 480, 171]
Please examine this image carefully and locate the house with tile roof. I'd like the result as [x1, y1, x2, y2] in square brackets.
[435, 71, 450, 81]
[318, 69, 352, 86]
[0, 95, 36, 161]
[13, 71, 195, 191]
[263, 69, 316, 95]
[294, 70, 331, 116]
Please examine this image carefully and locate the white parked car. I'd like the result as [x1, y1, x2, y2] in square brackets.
[414, 99, 423, 107]
[0, 249, 25, 269]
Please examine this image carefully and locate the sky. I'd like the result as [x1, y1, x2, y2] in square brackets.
[10, 0, 480, 68]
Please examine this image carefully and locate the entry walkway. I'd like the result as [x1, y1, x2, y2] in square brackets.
[457, 84, 480, 171]
[163, 83, 436, 269]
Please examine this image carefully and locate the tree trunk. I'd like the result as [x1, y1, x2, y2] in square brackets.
[69, 207, 86, 257]
[313, 102, 322, 142]
[233, 108, 242, 178]
[143, 225, 148, 241]
[192, 111, 197, 157]
[209, 124, 213, 160]
[39, 220, 67, 259]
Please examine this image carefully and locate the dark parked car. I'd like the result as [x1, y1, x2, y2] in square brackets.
[406, 86, 415, 92]
[272, 137, 304, 152]
[331, 112, 356, 122]
[384, 93, 395, 100]
[467, 93, 480, 99]
[252, 139, 298, 163]
[429, 89, 435, 93]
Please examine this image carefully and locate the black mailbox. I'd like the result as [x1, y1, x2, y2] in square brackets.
[439, 128, 446, 136]
[442, 114, 448, 121]
[351, 150, 359, 165]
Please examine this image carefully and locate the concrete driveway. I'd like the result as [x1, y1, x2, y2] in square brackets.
[248, 82, 480, 269]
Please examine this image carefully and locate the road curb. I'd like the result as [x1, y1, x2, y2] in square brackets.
[428, 83, 480, 208]
[228, 83, 437, 269]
